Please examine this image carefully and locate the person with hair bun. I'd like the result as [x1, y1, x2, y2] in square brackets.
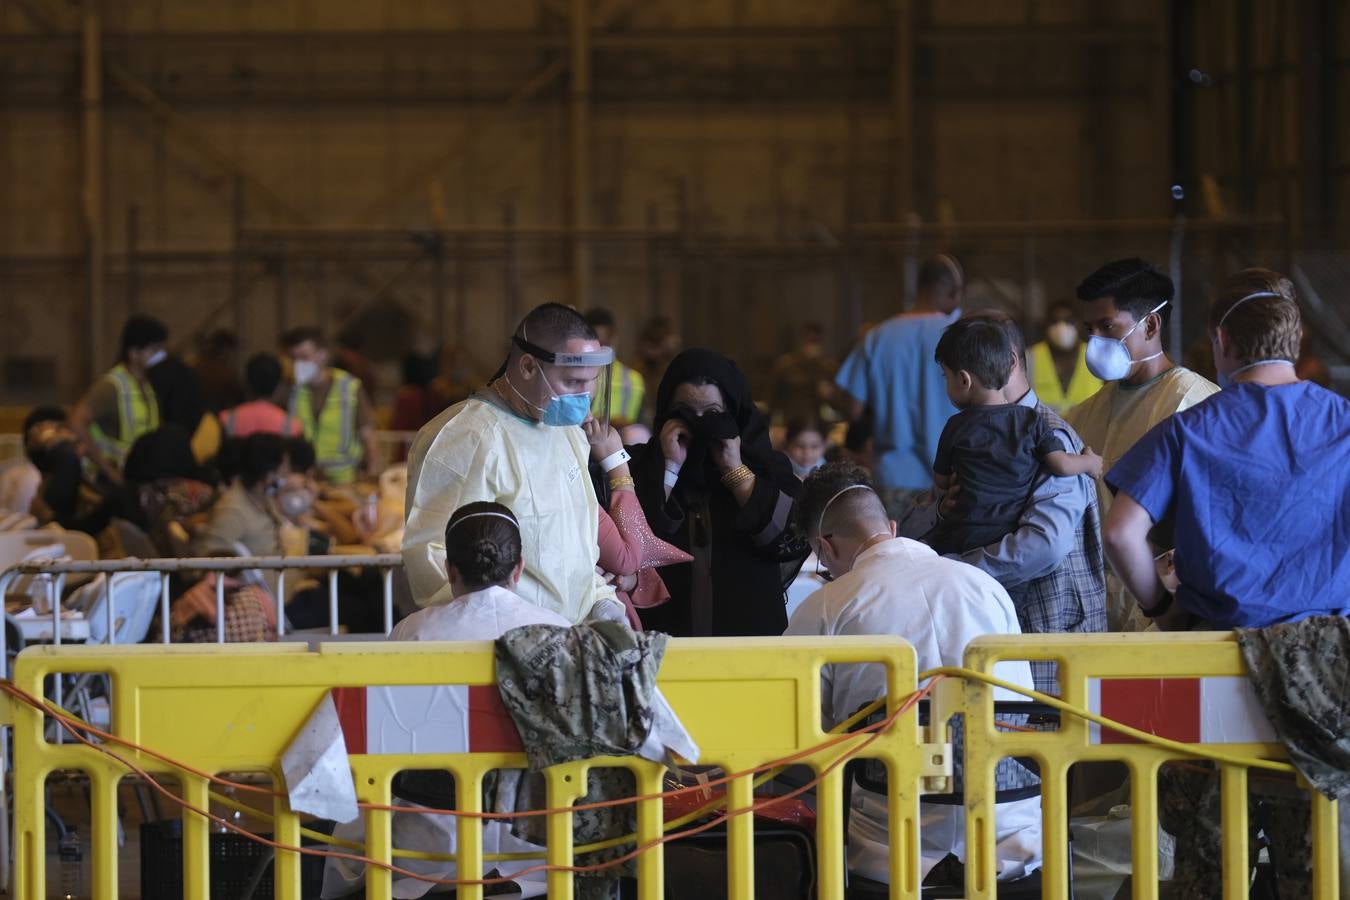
[392, 501, 572, 640]
[323, 503, 558, 896]
[1103, 267, 1350, 631]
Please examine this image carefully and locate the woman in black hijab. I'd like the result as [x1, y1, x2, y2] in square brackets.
[629, 349, 805, 636]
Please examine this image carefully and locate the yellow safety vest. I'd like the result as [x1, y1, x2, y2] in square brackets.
[89, 363, 159, 467]
[1030, 341, 1103, 415]
[591, 358, 646, 427]
[289, 369, 364, 483]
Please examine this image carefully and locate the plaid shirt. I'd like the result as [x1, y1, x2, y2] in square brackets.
[1015, 403, 1107, 692]
[896, 396, 1107, 694]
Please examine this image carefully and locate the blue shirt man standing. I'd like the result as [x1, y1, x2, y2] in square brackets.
[1104, 268, 1350, 630]
[835, 255, 963, 520]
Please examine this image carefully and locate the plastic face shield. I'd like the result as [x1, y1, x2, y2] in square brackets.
[511, 336, 616, 427]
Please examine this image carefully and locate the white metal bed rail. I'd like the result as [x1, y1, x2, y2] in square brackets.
[0, 553, 403, 659]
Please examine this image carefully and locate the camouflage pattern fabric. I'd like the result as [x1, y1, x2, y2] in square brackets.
[495, 621, 670, 899]
[1236, 615, 1350, 803]
[495, 621, 668, 771]
[1158, 616, 1350, 899]
[1159, 763, 1311, 900]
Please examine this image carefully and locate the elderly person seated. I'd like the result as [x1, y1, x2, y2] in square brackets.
[1103, 268, 1350, 629]
[785, 461, 1042, 888]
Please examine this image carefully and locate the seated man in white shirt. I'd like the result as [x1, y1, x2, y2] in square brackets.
[785, 461, 1042, 887]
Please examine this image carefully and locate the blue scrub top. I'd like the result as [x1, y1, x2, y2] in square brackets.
[835, 310, 959, 491]
[1106, 380, 1350, 628]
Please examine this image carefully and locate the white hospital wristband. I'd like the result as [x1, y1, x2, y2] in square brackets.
[599, 448, 632, 473]
[663, 461, 681, 488]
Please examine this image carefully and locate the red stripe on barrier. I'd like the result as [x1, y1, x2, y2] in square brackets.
[467, 685, 524, 752]
[1098, 678, 1200, 745]
[332, 687, 367, 755]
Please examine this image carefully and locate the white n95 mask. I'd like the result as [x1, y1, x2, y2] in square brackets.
[1046, 322, 1078, 352]
[1084, 301, 1167, 381]
[292, 360, 320, 386]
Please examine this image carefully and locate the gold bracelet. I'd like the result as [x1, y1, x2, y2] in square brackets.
[608, 476, 636, 492]
[721, 464, 754, 488]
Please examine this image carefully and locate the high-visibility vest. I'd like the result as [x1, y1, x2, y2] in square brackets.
[590, 358, 646, 426]
[289, 369, 364, 483]
[1029, 341, 1103, 415]
[88, 363, 159, 467]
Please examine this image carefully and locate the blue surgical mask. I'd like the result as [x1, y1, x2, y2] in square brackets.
[1083, 301, 1167, 382]
[540, 391, 592, 427]
[507, 369, 591, 427]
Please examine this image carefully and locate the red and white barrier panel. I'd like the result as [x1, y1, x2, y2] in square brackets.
[331, 684, 524, 755]
[1086, 676, 1278, 746]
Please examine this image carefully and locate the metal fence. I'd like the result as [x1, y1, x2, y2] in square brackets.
[0, 552, 403, 660]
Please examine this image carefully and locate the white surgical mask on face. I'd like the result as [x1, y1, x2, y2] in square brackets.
[145, 349, 167, 369]
[1046, 321, 1079, 352]
[292, 360, 319, 386]
[278, 486, 315, 519]
[1084, 301, 1168, 382]
[791, 457, 824, 480]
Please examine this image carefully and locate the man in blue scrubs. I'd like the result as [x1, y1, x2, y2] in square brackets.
[836, 255, 963, 519]
[1103, 268, 1350, 630]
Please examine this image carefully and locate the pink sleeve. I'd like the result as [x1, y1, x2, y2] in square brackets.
[597, 500, 643, 577]
[628, 567, 672, 610]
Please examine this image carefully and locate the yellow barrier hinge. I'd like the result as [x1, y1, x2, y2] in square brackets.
[919, 739, 953, 794]
[917, 674, 966, 794]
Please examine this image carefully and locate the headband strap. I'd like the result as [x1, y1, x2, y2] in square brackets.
[815, 483, 874, 539]
[514, 324, 615, 367]
[1218, 291, 1281, 330]
[447, 511, 519, 535]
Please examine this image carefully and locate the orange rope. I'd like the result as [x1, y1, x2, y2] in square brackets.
[2, 679, 924, 819]
[7, 677, 937, 887]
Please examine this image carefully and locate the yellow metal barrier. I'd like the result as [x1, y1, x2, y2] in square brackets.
[939, 632, 1342, 900]
[8, 636, 935, 899]
[11, 632, 1340, 898]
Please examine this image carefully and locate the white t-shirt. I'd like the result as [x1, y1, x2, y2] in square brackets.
[391, 584, 572, 641]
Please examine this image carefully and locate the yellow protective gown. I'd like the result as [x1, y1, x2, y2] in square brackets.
[1066, 365, 1219, 629]
[401, 395, 615, 621]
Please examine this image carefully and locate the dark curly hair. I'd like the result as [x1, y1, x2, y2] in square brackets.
[793, 460, 878, 539]
[445, 501, 522, 590]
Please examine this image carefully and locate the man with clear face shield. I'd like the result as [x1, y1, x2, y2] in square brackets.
[402, 303, 621, 622]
